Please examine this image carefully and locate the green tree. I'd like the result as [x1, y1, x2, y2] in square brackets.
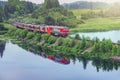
[0, 6, 3, 22]
[4, 0, 34, 18]
[19, 29, 28, 38]
[26, 32, 34, 39]
[45, 16, 55, 25]
[112, 45, 119, 55]
[44, 0, 60, 9]
[75, 34, 81, 40]
[80, 36, 87, 49]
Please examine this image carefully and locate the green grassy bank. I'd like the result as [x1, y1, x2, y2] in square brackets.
[70, 17, 120, 32]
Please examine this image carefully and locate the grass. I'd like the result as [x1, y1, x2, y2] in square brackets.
[71, 9, 107, 19]
[70, 17, 120, 32]
[3, 23, 15, 29]
[70, 9, 120, 32]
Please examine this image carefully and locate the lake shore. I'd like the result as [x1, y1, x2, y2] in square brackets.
[1, 23, 120, 62]
[70, 18, 120, 32]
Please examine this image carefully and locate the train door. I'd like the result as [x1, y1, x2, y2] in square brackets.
[47, 26, 52, 34]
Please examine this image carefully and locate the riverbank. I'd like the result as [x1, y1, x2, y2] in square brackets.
[70, 17, 120, 32]
[5, 24, 120, 60]
[1, 22, 120, 62]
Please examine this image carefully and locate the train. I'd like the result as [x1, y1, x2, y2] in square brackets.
[29, 49, 70, 65]
[13, 22, 69, 37]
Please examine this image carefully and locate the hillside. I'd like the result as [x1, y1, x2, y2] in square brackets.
[62, 1, 110, 9]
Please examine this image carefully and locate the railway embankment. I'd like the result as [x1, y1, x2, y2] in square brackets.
[2, 24, 119, 61]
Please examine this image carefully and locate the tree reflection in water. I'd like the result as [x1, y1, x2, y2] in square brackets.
[92, 58, 120, 72]
[18, 43, 70, 65]
[16, 42, 120, 72]
[0, 40, 6, 58]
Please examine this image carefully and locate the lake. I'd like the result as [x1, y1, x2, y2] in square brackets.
[0, 41, 120, 80]
[72, 30, 120, 43]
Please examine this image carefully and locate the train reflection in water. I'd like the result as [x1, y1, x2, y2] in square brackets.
[29, 49, 70, 65]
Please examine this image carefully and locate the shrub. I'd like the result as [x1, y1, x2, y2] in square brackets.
[26, 32, 34, 39]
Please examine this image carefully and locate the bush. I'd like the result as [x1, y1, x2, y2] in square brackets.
[19, 29, 28, 38]
[0, 24, 7, 31]
[47, 36, 56, 44]
[75, 34, 81, 40]
[34, 34, 41, 42]
[26, 32, 34, 39]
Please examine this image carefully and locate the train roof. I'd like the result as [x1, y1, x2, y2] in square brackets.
[15, 22, 68, 28]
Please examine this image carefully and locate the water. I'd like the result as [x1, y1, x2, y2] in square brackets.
[0, 41, 120, 80]
[72, 30, 120, 43]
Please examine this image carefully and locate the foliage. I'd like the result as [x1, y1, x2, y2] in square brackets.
[26, 32, 34, 39]
[0, 24, 6, 30]
[43, 0, 60, 9]
[47, 36, 56, 44]
[31, 0, 79, 27]
[34, 34, 41, 42]
[92, 39, 113, 53]
[6, 26, 120, 60]
[4, 0, 34, 18]
[19, 29, 28, 38]
[75, 34, 81, 40]
[0, 6, 4, 22]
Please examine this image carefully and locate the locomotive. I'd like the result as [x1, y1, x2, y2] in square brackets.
[13, 22, 69, 37]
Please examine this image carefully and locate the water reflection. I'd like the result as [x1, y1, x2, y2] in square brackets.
[0, 40, 6, 58]
[92, 58, 120, 72]
[18, 43, 70, 65]
[29, 49, 70, 65]
[1, 41, 120, 80]
[16, 42, 120, 72]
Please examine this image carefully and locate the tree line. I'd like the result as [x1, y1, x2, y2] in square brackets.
[30, 0, 81, 27]
[7, 25, 120, 60]
[81, 3, 120, 20]
[63, 1, 110, 9]
[0, 0, 35, 22]
[0, 0, 82, 28]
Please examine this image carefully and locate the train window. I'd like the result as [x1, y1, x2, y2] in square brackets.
[64, 27, 68, 30]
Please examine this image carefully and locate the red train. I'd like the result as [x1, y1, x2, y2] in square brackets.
[29, 49, 70, 65]
[13, 22, 69, 37]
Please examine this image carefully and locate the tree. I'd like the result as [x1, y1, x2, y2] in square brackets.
[0, 6, 3, 22]
[26, 32, 34, 39]
[80, 36, 87, 49]
[75, 34, 81, 40]
[45, 16, 55, 25]
[44, 0, 60, 9]
[19, 29, 28, 39]
[4, 0, 34, 18]
[112, 45, 118, 55]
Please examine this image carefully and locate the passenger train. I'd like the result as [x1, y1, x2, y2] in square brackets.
[13, 22, 69, 37]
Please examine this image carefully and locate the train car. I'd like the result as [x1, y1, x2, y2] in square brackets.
[13, 22, 69, 37]
[47, 55, 70, 64]
[28, 49, 70, 65]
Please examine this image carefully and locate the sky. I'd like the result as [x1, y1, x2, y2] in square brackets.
[2, 0, 120, 4]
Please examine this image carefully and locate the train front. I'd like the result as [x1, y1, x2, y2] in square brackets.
[60, 27, 69, 37]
